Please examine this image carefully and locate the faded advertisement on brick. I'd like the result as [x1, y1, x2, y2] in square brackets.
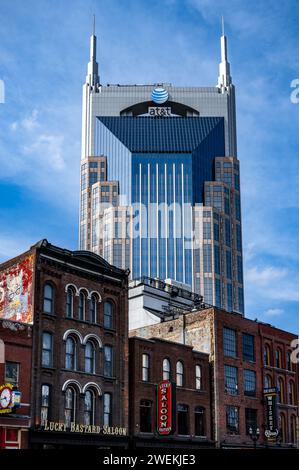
[0, 255, 34, 324]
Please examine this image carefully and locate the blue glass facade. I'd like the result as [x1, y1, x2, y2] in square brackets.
[95, 116, 225, 286]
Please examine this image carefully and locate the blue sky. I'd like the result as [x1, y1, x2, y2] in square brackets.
[0, 0, 299, 333]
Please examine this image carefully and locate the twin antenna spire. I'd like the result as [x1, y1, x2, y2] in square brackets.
[218, 16, 232, 91]
[86, 15, 231, 92]
[86, 14, 100, 89]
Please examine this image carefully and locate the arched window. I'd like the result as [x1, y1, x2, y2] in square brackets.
[264, 375, 272, 389]
[291, 415, 297, 444]
[140, 400, 152, 433]
[276, 348, 283, 368]
[78, 292, 86, 321]
[43, 283, 54, 314]
[85, 341, 95, 374]
[41, 384, 51, 425]
[195, 365, 202, 390]
[84, 390, 95, 426]
[264, 344, 271, 366]
[65, 337, 76, 370]
[195, 406, 205, 436]
[104, 301, 113, 329]
[163, 358, 171, 381]
[288, 381, 295, 405]
[278, 377, 285, 403]
[176, 361, 184, 387]
[280, 413, 287, 443]
[64, 387, 76, 428]
[66, 287, 74, 318]
[90, 295, 97, 323]
[287, 351, 292, 371]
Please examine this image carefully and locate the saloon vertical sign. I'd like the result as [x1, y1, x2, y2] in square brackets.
[157, 380, 176, 436]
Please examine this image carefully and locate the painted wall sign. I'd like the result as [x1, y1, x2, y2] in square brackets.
[0, 255, 34, 324]
[42, 421, 127, 436]
[157, 380, 176, 436]
[263, 387, 279, 441]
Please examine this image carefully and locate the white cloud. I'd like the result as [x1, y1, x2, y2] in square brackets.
[23, 133, 65, 170]
[264, 308, 284, 317]
[246, 266, 288, 284]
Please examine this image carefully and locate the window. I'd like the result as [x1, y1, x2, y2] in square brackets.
[287, 352, 292, 371]
[195, 407, 205, 436]
[90, 295, 97, 323]
[104, 301, 113, 329]
[65, 387, 76, 428]
[278, 377, 285, 404]
[78, 292, 86, 321]
[85, 341, 95, 374]
[289, 381, 295, 405]
[104, 345, 113, 377]
[227, 284, 233, 311]
[40, 384, 51, 425]
[65, 337, 76, 370]
[84, 390, 95, 426]
[163, 358, 171, 380]
[264, 344, 271, 366]
[203, 222, 211, 239]
[43, 283, 54, 314]
[195, 365, 202, 390]
[224, 365, 238, 395]
[242, 334, 255, 362]
[176, 361, 184, 387]
[42, 332, 53, 367]
[103, 393, 112, 426]
[291, 415, 297, 444]
[276, 348, 283, 368]
[226, 251, 232, 279]
[264, 375, 272, 389]
[177, 404, 189, 435]
[5, 362, 19, 387]
[140, 400, 152, 433]
[223, 327, 237, 357]
[280, 414, 287, 443]
[214, 245, 220, 275]
[142, 354, 150, 382]
[245, 408, 257, 435]
[244, 370, 256, 397]
[226, 406, 239, 434]
[66, 287, 74, 318]
[203, 245, 212, 272]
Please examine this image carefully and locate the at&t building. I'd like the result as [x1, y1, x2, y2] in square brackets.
[79, 28, 244, 314]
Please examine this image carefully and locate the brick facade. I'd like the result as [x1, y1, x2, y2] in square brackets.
[130, 307, 299, 448]
[129, 336, 213, 448]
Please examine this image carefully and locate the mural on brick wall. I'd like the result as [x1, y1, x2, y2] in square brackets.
[0, 255, 34, 324]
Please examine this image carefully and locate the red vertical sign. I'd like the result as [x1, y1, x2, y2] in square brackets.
[157, 380, 173, 435]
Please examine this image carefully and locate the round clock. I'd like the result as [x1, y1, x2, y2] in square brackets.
[0, 387, 12, 409]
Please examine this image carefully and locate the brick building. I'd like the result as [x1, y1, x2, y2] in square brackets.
[129, 336, 213, 449]
[130, 307, 299, 448]
[0, 239, 130, 448]
[0, 321, 32, 448]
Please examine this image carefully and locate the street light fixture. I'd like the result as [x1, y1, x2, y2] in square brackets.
[249, 427, 260, 449]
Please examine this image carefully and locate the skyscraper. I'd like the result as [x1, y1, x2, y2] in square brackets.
[79, 26, 244, 314]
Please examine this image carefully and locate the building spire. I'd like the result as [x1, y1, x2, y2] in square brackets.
[86, 15, 100, 90]
[217, 16, 232, 92]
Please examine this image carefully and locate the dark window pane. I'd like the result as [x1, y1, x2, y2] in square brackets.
[140, 400, 152, 432]
[223, 328, 236, 357]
